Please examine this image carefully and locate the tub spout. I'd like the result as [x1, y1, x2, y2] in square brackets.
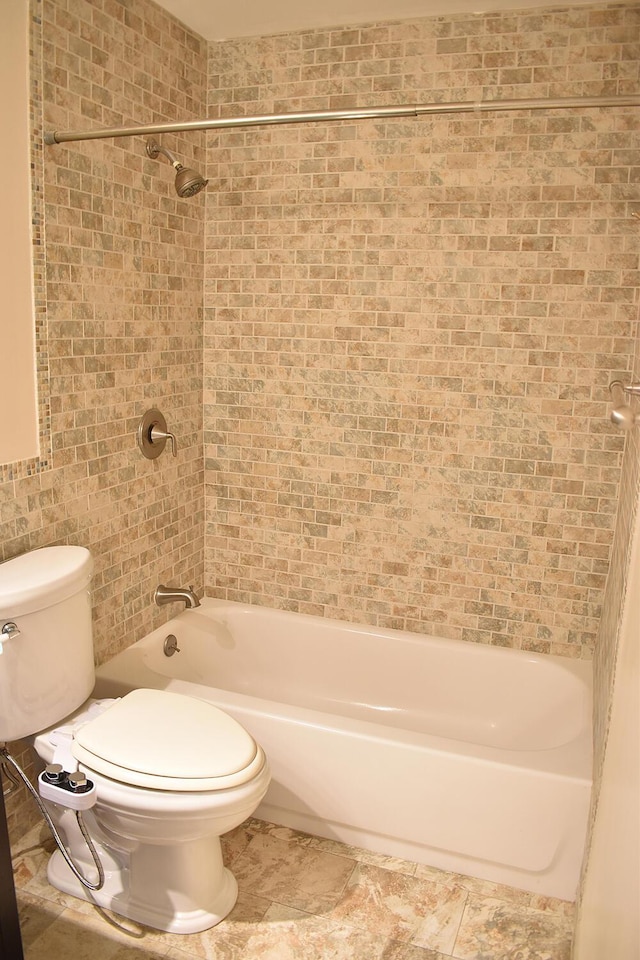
[154, 584, 201, 609]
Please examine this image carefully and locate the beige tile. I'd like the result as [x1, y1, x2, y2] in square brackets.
[17, 890, 65, 949]
[162, 898, 388, 960]
[191, 907, 388, 960]
[109, 949, 171, 960]
[382, 940, 455, 960]
[308, 834, 418, 877]
[452, 895, 573, 960]
[24, 906, 133, 960]
[221, 819, 264, 867]
[232, 832, 356, 913]
[164, 891, 271, 959]
[331, 862, 467, 954]
[413, 864, 573, 917]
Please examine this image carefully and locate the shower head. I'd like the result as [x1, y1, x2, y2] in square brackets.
[174, 165, 209, 198]
[145, 139, 208, 198]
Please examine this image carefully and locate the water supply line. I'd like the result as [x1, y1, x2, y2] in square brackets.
[43, 94, 640, 145]
[1, 747, 105, 892]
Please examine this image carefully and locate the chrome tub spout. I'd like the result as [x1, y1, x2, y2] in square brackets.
[154, 584, 201, 609]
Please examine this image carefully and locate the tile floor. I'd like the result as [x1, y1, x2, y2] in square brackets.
[13, 818, 574, 959]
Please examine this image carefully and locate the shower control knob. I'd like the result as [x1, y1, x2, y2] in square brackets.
[137, 408, 178, 459]
[67, 771, 90, 793]
[42, 763, 66, 784]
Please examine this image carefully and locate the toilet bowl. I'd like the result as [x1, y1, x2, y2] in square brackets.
[0, 546, 271, 933]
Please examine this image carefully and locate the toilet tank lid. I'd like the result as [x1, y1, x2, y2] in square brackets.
[0, 546, 93, 617]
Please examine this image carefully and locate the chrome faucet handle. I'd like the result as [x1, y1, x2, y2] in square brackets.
[150, 424, 178, 456]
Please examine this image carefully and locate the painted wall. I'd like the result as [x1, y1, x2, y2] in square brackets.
[0, 0, 39, 464]
[1, 0, 207, 841]
[203, 2, 640, 659]
[573, 305, 639, 955]
[574, 486, 639, 956]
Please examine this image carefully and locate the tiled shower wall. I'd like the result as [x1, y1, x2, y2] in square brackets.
[1, 0, 207, 840]
[204, 2, 640, 659]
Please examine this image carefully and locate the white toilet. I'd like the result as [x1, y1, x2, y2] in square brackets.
[0, 545, 270, 934]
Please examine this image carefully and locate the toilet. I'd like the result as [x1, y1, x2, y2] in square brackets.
[0, 546, 270, 934]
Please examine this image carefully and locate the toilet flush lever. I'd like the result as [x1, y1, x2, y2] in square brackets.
[137, 409, 178, 459]
[0, 621, 20, 654]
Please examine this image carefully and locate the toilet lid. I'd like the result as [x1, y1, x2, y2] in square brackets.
[72, 688, 261, 790]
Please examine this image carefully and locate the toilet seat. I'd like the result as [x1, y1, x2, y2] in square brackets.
[71, 688, 264, 791]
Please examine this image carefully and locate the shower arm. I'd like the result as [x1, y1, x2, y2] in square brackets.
[44, 94, 640, 145]
[146, 139, 181, 167]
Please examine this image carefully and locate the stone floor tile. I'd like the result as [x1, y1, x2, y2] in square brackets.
[221, 819, 264, 867]
[17, 890, 65, 948]
[109, 948, 172, 960]
[413, 864, 574, 919]
[308, 834, 419, 877]
[14, 819, 576, 960]
[381, 939, 455, 959]
[24, 907, 133, 960]
[413, 865, 536, 907]
[452, 895, 573, 960]
[249, 820, 316, 848]
[232, 832, 356, 913]
[330, 862, 467, 954]
[162, 900, 390, 960]
[192, 911, 388, 960]
[167, 890, 272, 958]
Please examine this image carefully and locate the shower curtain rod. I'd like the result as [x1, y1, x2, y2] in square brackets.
[44, 94, 640, 145]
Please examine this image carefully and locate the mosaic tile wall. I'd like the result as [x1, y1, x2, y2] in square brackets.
[204, 2, 640, 659]
[1, 0, 207, 841]
[589, 311, 640, 827]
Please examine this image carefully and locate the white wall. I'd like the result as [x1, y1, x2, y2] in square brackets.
[0, 0, 39, 465]
[573, 483, 640, 958]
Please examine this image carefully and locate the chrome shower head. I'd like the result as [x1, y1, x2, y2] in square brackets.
[145, 139, 208, 198]
[174, 164, 209, 198]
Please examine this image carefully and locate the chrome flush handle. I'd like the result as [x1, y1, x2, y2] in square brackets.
[0, 621, 21, 654]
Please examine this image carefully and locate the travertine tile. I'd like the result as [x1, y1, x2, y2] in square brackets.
[382, 943, 455, 960]
[203, 903, 389, 960]
[24, 905, 142, 960]
[452, 894, 573, 960]
[17, 889, 65, 949]
[15, 819, 576, 959]
[330, 861, 467, 953]
[231, 831, 356, 913]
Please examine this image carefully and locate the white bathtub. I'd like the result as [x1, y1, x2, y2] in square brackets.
[94, 599, 592, 901]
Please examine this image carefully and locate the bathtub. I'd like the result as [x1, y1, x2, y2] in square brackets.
[94, 599, 592, 901]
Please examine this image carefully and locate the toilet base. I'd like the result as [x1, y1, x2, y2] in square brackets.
[46, 841, 238, 934]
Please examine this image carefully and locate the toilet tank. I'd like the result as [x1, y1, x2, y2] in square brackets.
[0, 546, 94, 742]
